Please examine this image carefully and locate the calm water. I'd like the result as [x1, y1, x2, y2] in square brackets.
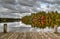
[0, 21, 60, 32]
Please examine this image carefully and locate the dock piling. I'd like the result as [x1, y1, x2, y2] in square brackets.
[3, 24, 7, 33]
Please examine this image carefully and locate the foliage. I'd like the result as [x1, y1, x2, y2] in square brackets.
[21, 11, 60, 28]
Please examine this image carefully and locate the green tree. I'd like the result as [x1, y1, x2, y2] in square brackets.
[21, 11, 60, 33]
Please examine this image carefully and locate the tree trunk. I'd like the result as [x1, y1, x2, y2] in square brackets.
[54, 25, 58, 33]
[3, 24, 7, 33]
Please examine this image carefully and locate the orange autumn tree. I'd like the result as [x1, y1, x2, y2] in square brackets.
[21, 11, 60, 33]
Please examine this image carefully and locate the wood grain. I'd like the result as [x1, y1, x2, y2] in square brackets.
[0, 32, 60, 39]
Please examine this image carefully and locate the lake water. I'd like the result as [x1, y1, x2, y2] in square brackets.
[0, 21, 60, 32]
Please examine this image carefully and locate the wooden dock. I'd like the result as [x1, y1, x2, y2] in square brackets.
[0, 32, 60, 39]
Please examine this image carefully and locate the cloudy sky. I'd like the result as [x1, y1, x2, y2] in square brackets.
[0, 0, 60, 18]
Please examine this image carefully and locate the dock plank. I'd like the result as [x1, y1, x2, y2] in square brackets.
[0, 32, 59, 39]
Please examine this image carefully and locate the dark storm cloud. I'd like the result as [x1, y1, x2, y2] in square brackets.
[18, 0, 36, 7]
[0, 0, 60, 18]
[1, 3, 16, 10]
[0, 0, 16, 4]
[0, 0, 39, 13]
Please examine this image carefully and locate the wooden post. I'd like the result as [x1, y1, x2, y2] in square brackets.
[3, 24, 7, 33]
[54, 25, 58, 33]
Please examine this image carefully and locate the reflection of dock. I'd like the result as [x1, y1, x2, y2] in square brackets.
[0, 32, 60, 39]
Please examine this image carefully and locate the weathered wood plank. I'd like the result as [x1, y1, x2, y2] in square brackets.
[0, 32, 13, 39]
[50, 32, 60, 39]
[17, 32, 26, 39]
[8, 32, 18, 39]
[0, 32, 59, 39]
[0, 32, 5, 37]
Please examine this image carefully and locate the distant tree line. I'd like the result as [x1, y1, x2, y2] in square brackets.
[0, 18, 20, 23]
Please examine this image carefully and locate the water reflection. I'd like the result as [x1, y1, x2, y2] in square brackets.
[0, 21, 60, 32]
[0, 21, 31, 32]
